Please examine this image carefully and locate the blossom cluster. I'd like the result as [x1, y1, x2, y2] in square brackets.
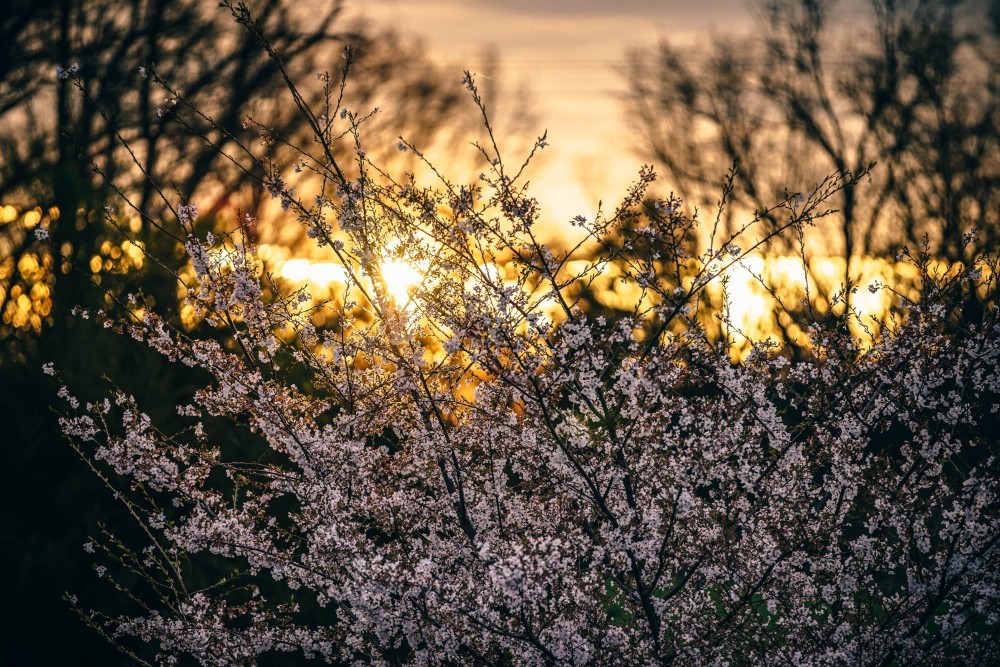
[61, 176, 1000, 666]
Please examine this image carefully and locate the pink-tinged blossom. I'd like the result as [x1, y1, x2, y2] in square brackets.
[55, 42, 1000, 666]
[55, 63, 79, 79]
[177, 202, 198, 226]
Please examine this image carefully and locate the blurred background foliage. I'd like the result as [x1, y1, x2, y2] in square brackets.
[618, 0, 1000, 340]
[624, 0, 1000, 267]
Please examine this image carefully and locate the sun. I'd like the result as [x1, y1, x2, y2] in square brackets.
[381, 258, 424, 304]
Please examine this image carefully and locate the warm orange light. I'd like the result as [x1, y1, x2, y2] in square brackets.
[381, 258, 423, 304]
[280, 258, 349, 285]
[23, 209, 41, 228]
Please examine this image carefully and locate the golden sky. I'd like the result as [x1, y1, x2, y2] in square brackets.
[343, 0, 753, 229]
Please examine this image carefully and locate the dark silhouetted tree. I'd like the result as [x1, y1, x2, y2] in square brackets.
[624, 0, 1000, 279]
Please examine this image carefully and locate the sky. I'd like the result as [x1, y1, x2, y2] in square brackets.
[342, 0, 754, 229]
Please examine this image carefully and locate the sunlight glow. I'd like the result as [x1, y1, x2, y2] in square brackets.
[381, 258, 424, 304]
[709, 255, 929, 355]
[280, 259, 349, 285]
[721, 256, 774, 341]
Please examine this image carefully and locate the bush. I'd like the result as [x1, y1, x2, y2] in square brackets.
[52, 5, 999, 664]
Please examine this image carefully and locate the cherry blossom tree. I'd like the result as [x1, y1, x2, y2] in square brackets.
[52, 3, 999, 664]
